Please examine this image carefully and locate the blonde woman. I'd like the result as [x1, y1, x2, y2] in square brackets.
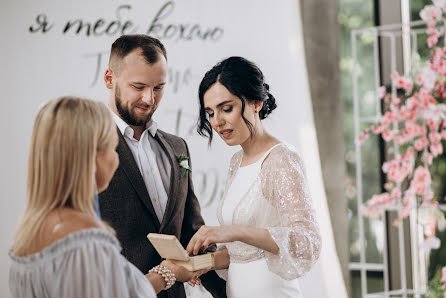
[9, 97, 205, 298]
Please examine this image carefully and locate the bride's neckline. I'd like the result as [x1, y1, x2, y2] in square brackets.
[239, 142, 283, 168]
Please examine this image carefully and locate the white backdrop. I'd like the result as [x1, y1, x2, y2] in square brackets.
[0, 0, 347, 297]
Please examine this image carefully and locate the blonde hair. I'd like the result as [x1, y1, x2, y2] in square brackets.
[12, 96, 115, 255]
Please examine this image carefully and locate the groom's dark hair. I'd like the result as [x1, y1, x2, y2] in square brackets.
[109, 34, 167, 75]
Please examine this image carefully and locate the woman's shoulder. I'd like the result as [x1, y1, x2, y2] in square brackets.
[229, 149, 243, 166]
[260, 142, 306, 176]
[46, 208, 105, 238]
[266, 142, 302, 163]
[57, 208, 104, 229]
[22, 209, 108, 256]
[10, 228, 119, 265]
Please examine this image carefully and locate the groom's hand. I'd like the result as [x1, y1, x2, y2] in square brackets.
[186, 225, 236, 256]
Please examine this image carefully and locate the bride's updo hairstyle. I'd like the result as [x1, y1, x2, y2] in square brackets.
[197, 56, 277, 143]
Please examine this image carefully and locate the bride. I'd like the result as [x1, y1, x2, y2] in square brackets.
[186, 56, 322, 298]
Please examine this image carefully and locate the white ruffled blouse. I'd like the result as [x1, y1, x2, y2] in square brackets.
[217, 143, 322, 280]
[9, 228, 157, 298]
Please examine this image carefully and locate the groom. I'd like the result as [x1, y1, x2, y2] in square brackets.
[99, 34, 226, 298]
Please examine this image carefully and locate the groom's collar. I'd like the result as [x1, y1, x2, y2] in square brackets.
[110, 109, 158, 138]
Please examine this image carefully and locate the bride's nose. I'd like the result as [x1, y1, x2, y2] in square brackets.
[213, 112, 225, 127]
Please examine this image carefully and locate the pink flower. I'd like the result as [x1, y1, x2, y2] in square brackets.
[427, 21, 437, 29]
[416, 74, 424, 85]
[390, 95, 401, 106]
[404, 124, 416, 136]
[399, 107, 410, 119]
[427, 27, 440, 38]
[430, 142, 443, 156]
[384, 111, 395, 121]
[399, 208, 411, 219]
[404, 79, 414, 91]
[412, 166, 432, 190]
[427, 119, 439, 130]
[391, 71, 400, 80]
[426, 152, 434, 165]
[414, 137, 429, 151]
[432, 48, 444, 71]
[388, 160, 399, 171]
[420, 5, 442, 22]
[372, 125, 383, 134]
[429, 131, 442, 143]
[406, 98, 416, 109]
[367, 192, 394, 209]
[433, 0, 446, 10]
[420, 67, 437, 90]
[408, 110, 418, 122]
[382, 130, 395, 141]
[381, 118, 391, 127]
[356, 130, 369, 145]
[426, 190, 434, 200]
[441, 267, 446, 283]
[428, 36, 439, 48]
[378, 86, 386, 99]
[420, 89, 432, 108]
[396, 77, 406, 88]
[403, 194, 413, 206]
[362, 208, 372, 216]
[395, 135, 406, 145]
[388, 169, 407, 183]
[403, 147, 415, 161]
[391, 188, 401, 198]
[360, 4, 446, 223]
[416, 184, 425, 195]
[439, 60, 446, 76]
[424, 217, 437, 237]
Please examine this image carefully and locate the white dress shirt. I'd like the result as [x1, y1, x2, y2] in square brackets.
[112, 112, 170, 223]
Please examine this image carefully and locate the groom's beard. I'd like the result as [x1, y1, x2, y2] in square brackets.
[115, 84, 157, 126]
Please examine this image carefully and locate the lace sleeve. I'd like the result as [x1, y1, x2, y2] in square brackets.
[260, 145, 321, 280]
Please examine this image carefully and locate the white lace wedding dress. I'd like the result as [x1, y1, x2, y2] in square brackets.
[217, 143, 321, 298]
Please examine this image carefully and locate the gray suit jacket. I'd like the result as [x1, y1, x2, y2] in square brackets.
[99, 127, 226, 298]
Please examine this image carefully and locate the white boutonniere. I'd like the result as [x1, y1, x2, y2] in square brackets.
[177, 155, 191, 177]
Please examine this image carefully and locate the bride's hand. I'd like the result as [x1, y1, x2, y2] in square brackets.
[186, 225, 236, 255]
[187, 277, 201, 287]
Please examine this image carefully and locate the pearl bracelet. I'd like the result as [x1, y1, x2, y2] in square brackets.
[149, 264, 176, 290]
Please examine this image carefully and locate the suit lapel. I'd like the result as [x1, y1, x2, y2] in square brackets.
[155, 131, 180, 231]
[116, 127, 161, 229]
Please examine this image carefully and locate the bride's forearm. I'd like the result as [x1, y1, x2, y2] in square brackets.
[212, 248, 230, 270]
[233, 225, 279, 254]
